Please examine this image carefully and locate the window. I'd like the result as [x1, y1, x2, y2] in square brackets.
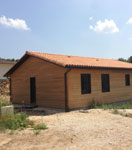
[81, 74, 91, 94]
[101, 74, 110, 92]
[125, 74, 130, 86]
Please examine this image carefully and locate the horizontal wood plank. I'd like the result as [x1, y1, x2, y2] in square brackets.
[11, 56, 67, 108]
[67, 69, 132, 109]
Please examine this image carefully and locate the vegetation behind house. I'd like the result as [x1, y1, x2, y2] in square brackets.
[90, 100, 132, 109]
[0, 57, 18, 62]
[118, 56, 132, 63]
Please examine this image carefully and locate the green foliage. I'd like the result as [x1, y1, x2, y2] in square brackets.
[33, 123, 48, 130]
[0, 99, 11, 108]
[9, 130, 15, 135]
[0, 99, 12, 115]
[118, 56, 132, 63]
[112, 109, 119, 114]
[33, 123, 48, 135]
[18, 127, 24, 131]
[128, 56, 132, 63]
[118, 58, 127, 62]
[0, 57, 17, 62]
[0, 112, 34, 131]
[90, 100, 132, 110]
[90, 100, 97, 108]
[33, 129, 40, 135]
[96, 102, 132, 110]
[112, 109, 128, 117]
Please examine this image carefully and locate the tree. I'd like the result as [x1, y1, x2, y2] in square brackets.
[0, 57, 17, 62]
[118, 58, 127, 62]
[128, 56, 132, 63]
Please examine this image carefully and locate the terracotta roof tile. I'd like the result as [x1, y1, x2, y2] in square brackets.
[26, 51, 132, 69]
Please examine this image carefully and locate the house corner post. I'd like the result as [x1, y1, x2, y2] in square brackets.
[9, 78, 12, 103]
[64, 68, 71, 112]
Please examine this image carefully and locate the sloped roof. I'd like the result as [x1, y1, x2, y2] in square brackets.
[0, 59, 16, 64]
[26, 51, 132, 69]
[4, 51, 132, 77]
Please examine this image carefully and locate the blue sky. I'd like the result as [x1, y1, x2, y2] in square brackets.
[0, 0, 132, 59]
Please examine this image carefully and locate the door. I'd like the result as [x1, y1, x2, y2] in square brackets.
[30, 77, 36, 104]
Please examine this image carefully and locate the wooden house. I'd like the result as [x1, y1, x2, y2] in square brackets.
[4, 51, 132, 111]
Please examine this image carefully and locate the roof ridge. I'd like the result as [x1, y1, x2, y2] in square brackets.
[26, 50, 119, 61]
[4, 50, 132, 77]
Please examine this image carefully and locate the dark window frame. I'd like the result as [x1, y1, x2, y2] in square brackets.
[101, 74, 110, 93]
[81, 74, 91, 94]
[125, 74, 130, 86]
[30, 77, 36, 104]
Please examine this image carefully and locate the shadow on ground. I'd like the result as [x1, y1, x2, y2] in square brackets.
[14, 105, 64, 116]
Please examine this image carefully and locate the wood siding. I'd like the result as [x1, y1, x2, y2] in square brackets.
[67, 69, 132, 109]
[10, 56, 132, 110]
[10, 56, 67, 108]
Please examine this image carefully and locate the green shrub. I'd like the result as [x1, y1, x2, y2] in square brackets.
[33, 123, 48, 135]
[0, 112, 34, 131]
[33, 129, 40, 135]
[33, 123, 48, 130]
[0, 99, 11, 114]
[96, 102, 132, 110]
[112, 109, 119, 114]
[90, 100, 97, 108]
[0, 101, 11, 108]
[9, 130, 15, 135]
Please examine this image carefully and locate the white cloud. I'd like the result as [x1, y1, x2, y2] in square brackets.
[89, 19, 119, 34]
[89, 17, 93, 20]
[127, 18, 132, 25]
[0, 16, 30, 30]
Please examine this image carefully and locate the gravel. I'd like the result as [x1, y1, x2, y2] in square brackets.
[0, 109, 132, 150]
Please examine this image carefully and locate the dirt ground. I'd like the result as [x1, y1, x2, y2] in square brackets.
[0, 109, 132, 150]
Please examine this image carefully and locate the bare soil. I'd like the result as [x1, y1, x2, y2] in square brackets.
[0, 109, 132, 150]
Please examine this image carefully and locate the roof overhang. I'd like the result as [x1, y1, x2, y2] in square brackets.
[4, 51, 132, 77]
[4, 54, 30, 77]
[65, 65, 132, 70]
